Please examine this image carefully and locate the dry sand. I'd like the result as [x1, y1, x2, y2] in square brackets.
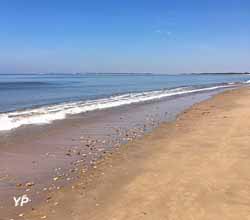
[16, 87, 250, 219]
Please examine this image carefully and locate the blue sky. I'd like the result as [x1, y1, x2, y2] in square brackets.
[0, 0, 249, 74]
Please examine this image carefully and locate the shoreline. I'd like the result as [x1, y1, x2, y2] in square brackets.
[0, 82, 242, 132]
[1, 86, 250, 219]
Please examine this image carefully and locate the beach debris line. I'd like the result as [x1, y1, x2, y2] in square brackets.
[10, 113, 162, 218]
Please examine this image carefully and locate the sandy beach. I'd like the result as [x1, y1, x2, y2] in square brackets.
[3, 86, 250, 219]
[0, 0, 250, 220]
[1, 1, 249, 219]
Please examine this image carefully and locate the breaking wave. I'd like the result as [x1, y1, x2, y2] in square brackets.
[0, 84, 237, 131]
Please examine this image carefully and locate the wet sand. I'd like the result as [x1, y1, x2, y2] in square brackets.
[2, 86, 250, 219]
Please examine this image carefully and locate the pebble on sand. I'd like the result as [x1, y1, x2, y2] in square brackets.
[53, 177, 59, 181]
[25, 182, 35, 187]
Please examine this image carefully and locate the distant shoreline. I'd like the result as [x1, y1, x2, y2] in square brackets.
[0, 72, 249, 75]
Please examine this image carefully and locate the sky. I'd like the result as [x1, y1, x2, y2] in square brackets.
[0, 0, 249, 74]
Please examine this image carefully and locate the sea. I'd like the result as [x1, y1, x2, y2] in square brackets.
[0, 73, 250, 131]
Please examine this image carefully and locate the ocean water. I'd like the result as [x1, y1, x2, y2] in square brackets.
[0, 73, 249, 131]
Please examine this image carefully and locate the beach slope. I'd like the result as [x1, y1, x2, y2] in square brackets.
[27, 87, 250, 220]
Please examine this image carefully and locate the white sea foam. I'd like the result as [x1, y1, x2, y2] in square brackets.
[0, 84, 233, 131]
